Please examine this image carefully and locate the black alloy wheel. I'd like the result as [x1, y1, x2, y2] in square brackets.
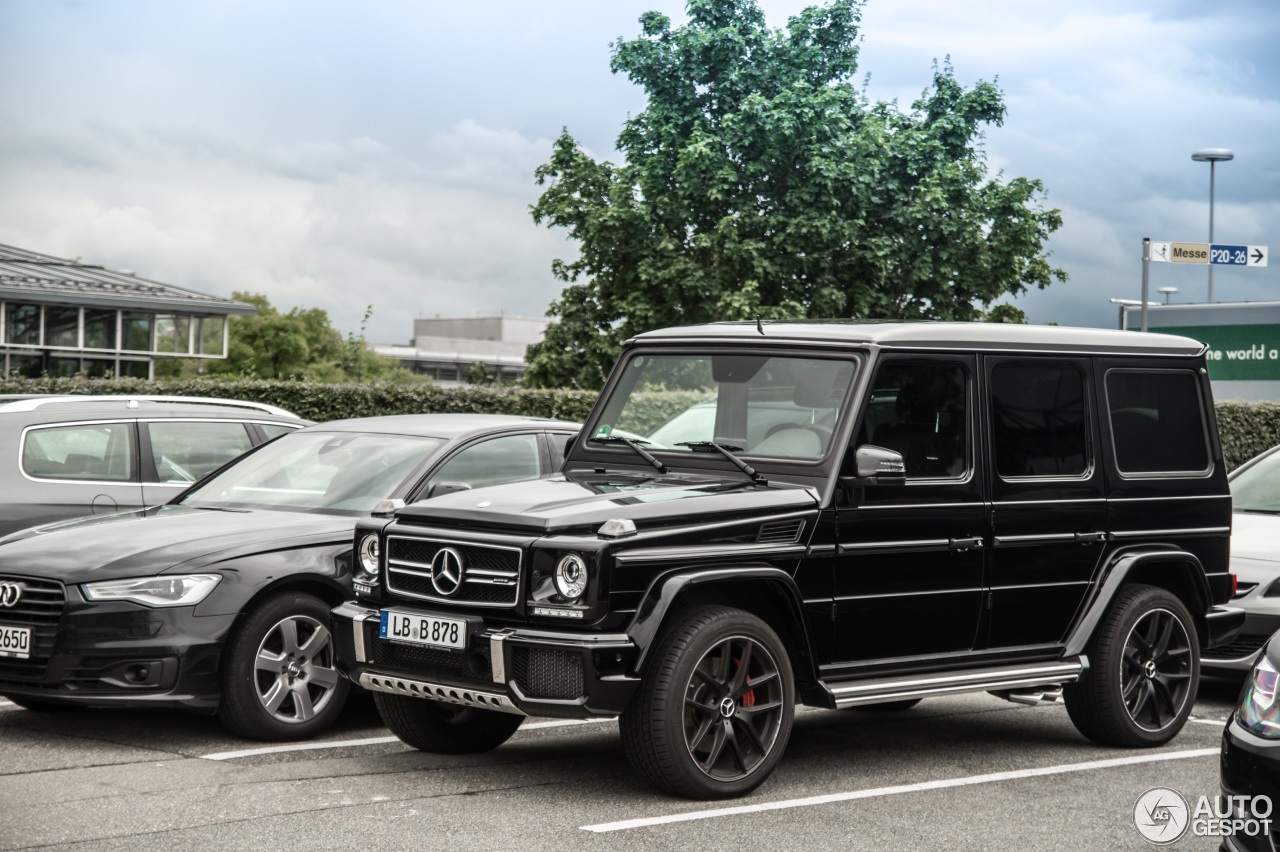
[621, 606, 795, 799]
[1064, 583, 1199, 747]
[1120, 607, 1195, 732]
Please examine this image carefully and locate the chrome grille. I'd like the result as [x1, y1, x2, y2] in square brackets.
[385, 536, 521, 608]
[0, 575, 66, 681]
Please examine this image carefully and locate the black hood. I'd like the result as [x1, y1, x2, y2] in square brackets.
[0, 505, 354, 584]
[392, 473, 819, 534]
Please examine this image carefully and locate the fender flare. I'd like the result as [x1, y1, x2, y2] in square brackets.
[625, 564, 816, 678]
[1062, 545, 1211, 658]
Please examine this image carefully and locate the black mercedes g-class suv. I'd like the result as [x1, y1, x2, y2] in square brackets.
[332, 322, 1244, 799]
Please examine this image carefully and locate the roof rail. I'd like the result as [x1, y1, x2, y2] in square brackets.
[0, 395, 300, 418]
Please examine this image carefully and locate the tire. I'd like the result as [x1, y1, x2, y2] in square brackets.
[1064, 584, 1199, 747]
[374, 693, 523, 754]
[848, 698, 923, 712]
[620, 605, 795, 799]
[217, 592, 350, 741]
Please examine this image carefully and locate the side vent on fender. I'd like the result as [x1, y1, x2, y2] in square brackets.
[757, 518, 805, 544]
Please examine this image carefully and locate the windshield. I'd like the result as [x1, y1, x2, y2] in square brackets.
[180, 431, 444, 514]
[1232, 448, 1280, 512]
[590, 353, 856, 461]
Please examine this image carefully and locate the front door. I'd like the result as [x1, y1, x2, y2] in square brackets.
[831, 355, 985, 666]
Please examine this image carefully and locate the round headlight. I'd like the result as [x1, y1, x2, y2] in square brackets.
[358, 534, 381, 577]
[554, 553, 588, 601]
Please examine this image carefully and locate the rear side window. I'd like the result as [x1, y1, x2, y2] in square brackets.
[990, 363, 1090, 478]
[22, 423, 135, 481]
[1105, 370, 1209, 475]
[147, 421, 254, 484]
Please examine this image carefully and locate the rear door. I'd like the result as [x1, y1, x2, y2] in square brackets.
[139, 419, 257, 506]
[11, 420, 143, 533]
[982, 356, 1107, 649]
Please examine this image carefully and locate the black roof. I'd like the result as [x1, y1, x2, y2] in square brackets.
[632, 321, 1206, 356]
[302, 413, 579, 439]
[0, 243, 256, 315]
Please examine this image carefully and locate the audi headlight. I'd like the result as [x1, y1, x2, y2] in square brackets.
[553, 553, 588, 601]
[1238, 654, 1280, 738]
[358, 533, 381, 577]
[82, 574, 221, 608]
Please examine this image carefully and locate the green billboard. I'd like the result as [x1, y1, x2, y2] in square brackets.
[1158, 324, 1280, 381]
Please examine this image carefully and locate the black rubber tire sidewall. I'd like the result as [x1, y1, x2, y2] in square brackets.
[620, 605, 796, 800]
[373, 692, 523, 754]
[1063, 583, 1199, 748]
[217, 591, 350, 741]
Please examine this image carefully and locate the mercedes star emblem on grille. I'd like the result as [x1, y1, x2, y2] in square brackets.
[430, 547, 466, 596]
[0, 582, 22, 608]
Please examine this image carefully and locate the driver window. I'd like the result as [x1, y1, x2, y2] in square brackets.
[853, 362, 968, 479]
[425, 434, 541, 492]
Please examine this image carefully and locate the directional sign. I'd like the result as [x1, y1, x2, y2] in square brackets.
[1147, 241, 1267, 267]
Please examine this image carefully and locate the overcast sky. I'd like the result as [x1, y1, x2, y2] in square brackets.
[1, 0, 1277, 344]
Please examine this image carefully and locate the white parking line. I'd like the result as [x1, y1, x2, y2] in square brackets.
[201, 717, 616, 761]
[1189, 717, 1229, 726]
[580, 747, 1219, 833]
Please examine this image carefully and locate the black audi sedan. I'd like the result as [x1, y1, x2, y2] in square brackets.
[0, 414, 578, 741]
[1222, 630, 1280, 851]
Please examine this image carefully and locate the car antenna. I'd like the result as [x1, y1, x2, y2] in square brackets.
[756, 316, 765, 335]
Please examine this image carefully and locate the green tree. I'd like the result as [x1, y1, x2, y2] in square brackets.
[525, 0, 1064, 388]
[155, 293, 416, 382]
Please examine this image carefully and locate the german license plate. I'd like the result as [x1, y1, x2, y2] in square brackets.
[379, 610, 466, 651]
[0, 625, 31, 659]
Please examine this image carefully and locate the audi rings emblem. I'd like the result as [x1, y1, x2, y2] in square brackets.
[430, 547, 466, 597]
[0, 582, 22, 608]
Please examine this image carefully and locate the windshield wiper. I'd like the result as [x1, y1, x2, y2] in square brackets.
[589, 435, 668, 474]
[676, 441, 767, 485]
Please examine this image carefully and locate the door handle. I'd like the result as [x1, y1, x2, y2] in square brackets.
[949, 537, 984, 552]
[1074, 531, 1107, 545]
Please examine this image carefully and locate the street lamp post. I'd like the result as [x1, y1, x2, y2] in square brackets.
[1192, 148, 1234, 302]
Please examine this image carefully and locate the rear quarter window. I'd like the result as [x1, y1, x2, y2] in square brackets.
[22, 422, 135, 481]
[1105, 369, 1210, 476]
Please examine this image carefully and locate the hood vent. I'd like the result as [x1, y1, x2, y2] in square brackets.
[757, 518, 804, 544]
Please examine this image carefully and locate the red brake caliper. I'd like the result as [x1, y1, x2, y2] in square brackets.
[734, 657, 756, 707]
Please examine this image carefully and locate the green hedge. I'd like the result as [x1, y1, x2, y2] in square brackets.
[3, 377, 1277, 470]
[1216, 401, 1280, 471]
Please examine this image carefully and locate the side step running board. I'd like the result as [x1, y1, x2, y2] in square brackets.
[823, 658, 1086, 709]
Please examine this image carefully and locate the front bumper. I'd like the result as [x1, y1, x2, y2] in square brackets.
[0, 583, 233, 711]
[331, 601, 640, 719]
[1220, 719, 1280, 852]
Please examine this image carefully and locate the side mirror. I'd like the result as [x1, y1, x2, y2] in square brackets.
[427, 481, 472, 499]
[840, 445, 907, 489]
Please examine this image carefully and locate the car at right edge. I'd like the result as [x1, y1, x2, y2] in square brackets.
[1203, 443, 1280, 676]
[331, 321, 1246, 799]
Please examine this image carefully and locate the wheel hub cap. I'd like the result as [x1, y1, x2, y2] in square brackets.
[287, 659, 303, 678]
[1143, 660, 1157, 679]
[719, 696, 737, 718]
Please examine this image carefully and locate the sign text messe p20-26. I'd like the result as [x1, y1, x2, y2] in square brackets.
[1150, 242, 1268, 267]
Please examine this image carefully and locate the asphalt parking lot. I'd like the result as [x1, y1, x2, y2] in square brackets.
[0, 679, 1246, 851]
